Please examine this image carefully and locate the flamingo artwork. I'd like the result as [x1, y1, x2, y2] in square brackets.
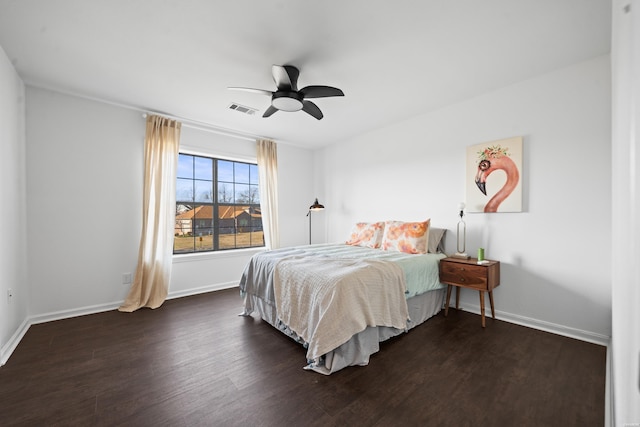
[474, 144, 520, 213]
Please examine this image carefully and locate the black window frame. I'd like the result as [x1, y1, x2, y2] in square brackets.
[173, 153, 264, 254]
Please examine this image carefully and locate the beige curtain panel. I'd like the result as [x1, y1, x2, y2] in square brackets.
[119, 115, 181, 312]
[257, 139, 280, 249]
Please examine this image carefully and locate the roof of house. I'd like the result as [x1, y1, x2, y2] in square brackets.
[175, 205, 261, 221]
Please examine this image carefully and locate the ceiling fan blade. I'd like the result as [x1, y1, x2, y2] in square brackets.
[227, 87, 273, 96]
[302, 100, 323, 120]
[263, 105, 278, 118]
[272, 65, 299, 91]
[300, 85, 344, 99]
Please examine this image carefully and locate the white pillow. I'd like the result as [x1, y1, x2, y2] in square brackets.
[345, 222, 385, 248]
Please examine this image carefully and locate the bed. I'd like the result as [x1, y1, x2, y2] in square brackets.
[239, 221, 447, 374]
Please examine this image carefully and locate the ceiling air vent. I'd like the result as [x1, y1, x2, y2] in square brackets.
[228, 103, 258, 116]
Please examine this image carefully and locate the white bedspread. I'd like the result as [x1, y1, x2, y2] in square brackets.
[273, 255, 409, 361]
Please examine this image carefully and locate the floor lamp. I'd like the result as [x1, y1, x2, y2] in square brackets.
[307, 198, 325, 244]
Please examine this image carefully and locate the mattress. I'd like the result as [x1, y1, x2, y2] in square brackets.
[239, 243, 447, 374]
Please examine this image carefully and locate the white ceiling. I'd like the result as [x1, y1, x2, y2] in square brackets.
[0, 0, 611, 148]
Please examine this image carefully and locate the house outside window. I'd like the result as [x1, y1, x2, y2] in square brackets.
[174, 153, 264, 253]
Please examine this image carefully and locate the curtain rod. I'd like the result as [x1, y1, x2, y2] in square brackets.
[25, 80, 277, 144]
[141, 112, 268, 143]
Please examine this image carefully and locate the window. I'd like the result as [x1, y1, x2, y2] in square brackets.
[174, 153, 264, 254]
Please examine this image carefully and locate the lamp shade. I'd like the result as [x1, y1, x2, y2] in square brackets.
[309, 198, 325, 211]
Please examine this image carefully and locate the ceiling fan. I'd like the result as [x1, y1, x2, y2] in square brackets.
[228, 65, 344, 120]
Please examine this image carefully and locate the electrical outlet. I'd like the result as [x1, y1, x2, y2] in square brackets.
[122, 273, 132, 285]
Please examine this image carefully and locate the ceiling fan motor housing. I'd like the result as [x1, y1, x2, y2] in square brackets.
[271, 91, 303, 111]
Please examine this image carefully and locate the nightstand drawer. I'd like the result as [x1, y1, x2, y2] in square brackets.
[440, 257, 501, 327]
[440, 262, 489, 290]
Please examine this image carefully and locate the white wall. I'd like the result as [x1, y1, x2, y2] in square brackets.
[24, 87, 315, 321]
[0, 46, 27, 364]
[611, 0, 640, 423]
[26, 88, 145, 317]
[317, 55, 612, 342]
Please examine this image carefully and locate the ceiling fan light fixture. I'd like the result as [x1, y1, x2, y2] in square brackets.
[229, 65, 343, 119]
[271, 91, 303, 112]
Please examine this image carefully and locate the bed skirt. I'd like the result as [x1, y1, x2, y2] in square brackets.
[241, 287, 446, 374]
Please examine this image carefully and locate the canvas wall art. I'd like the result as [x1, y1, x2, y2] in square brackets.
[466, 136, 523, 213]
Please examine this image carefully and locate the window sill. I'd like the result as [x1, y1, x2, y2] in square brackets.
[172, 247, 265, 264]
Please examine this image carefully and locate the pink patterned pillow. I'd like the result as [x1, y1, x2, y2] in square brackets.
[345, 222, 385, 248]
[381, 219, 430, 254]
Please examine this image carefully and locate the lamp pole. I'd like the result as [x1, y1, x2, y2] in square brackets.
[307, 198, 325, 245]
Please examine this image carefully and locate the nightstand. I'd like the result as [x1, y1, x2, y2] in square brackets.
[439, 257, 501, 327]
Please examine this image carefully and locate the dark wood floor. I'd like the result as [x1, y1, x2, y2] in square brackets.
[0, 288, 606, 426]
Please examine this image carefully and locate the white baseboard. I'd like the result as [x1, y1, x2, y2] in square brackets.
[29, 301, 123, 326]
[167, 281, 238, 300]
[456, 301, 611, 346]
[0, 317, 30, 366]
